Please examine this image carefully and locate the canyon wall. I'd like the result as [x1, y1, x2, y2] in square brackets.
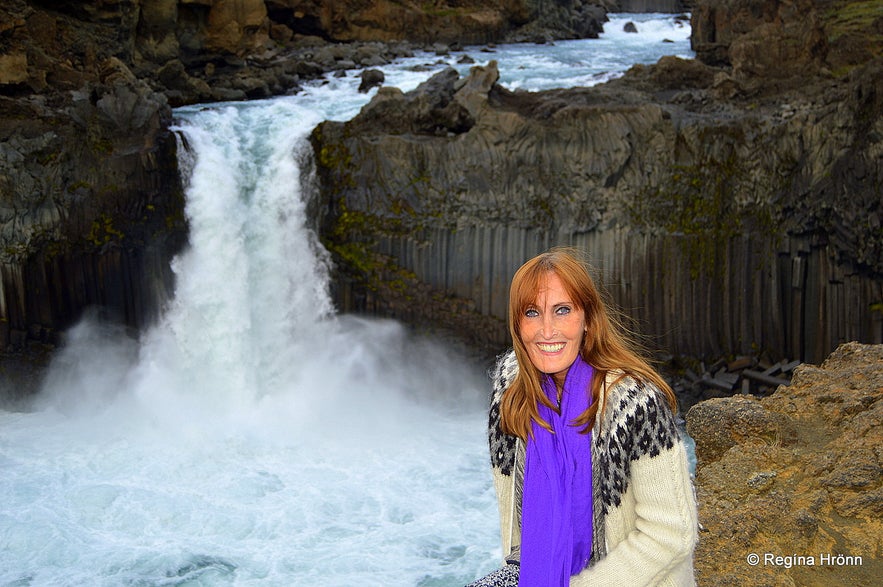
[0, 0, 614, 357]
[1, 2, 188, 360]
[311, 0, 883, 363]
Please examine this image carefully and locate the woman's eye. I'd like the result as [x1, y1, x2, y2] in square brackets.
[525, 308, 539, 318]
[556, 306, 571, 315]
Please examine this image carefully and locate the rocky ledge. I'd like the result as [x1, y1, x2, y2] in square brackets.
[686, 341, 883, 586]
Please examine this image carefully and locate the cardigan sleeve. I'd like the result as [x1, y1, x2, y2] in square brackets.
[571, 384, 698, 587]
[488, 350, 522, 561]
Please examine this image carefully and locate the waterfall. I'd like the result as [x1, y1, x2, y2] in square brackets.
[1, 97, 498, 587]
[162, 101, 334, 402]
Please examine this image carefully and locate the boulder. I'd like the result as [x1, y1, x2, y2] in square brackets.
[358, 69, 385, 93]
[686, 396, 797, 466]
[687, 342, 883, 585]
[345, 66, 476, 136]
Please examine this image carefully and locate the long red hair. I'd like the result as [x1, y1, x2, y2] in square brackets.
[501, 247, 676, 439]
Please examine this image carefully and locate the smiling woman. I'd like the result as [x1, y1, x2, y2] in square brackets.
[467, 247, 699, 587]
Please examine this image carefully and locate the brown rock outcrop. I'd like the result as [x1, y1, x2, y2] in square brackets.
[204, 0, 271, 53]
[265, 0, 609, 45]
[686, 396, 797, 466]
[686, 341, 883, 586]
[691, 0, 882, 76]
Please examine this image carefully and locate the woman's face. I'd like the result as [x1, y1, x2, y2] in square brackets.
[518, 271, 586, 386]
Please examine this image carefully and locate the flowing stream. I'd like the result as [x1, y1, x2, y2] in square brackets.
[1, 15, 691, 587]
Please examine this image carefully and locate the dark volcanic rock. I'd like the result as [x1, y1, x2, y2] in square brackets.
[0, 56, 186, 352]
[358, 69, 385, 93]
[2, 0, 882, 371]
[310, 2, 883, 362]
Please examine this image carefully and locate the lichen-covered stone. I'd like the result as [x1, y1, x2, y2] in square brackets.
[688, 342, 883, 586]
[686, 397, 797, 466]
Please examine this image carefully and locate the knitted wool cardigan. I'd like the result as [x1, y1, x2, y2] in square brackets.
[488, 350, 698, 586]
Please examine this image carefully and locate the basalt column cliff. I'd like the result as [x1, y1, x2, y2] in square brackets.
[1, 0, 881, 375]
[311, 0, 883, 363]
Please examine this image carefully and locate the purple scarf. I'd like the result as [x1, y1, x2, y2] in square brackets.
[519, 356, 594, 587]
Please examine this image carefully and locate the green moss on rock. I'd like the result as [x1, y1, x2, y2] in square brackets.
[629, 154, 780, 279]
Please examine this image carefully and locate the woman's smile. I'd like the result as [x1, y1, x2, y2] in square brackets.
[536, 342, 566, 353]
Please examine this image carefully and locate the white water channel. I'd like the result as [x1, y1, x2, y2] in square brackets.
[1, 15, 691, 587]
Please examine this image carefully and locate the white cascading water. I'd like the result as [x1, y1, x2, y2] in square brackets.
[0, 15, 692, 587]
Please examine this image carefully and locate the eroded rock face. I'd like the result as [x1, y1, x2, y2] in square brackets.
[686, 342, 883, 586]
[685, 396, 797, 466]
[691, 0, 882, 74]
[313, 61, 694, 235]
[208, 0, 270, 51]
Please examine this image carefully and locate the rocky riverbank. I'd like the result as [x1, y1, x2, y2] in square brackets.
[686, 341, 883, 586]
